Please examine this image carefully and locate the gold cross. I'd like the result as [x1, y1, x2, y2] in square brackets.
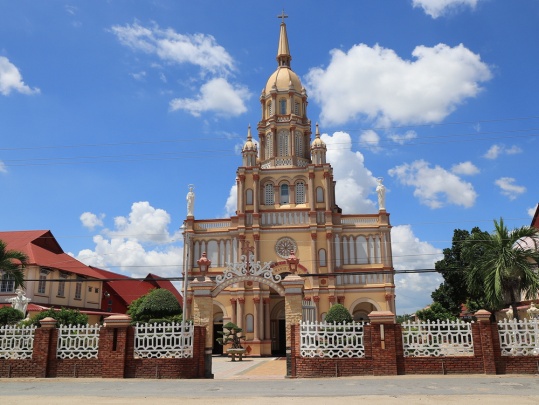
[277, 10, 288, 23]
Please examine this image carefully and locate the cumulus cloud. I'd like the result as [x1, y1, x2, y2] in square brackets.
[528, 204, 538, 218]
[0, 161, 7, 174]
[323, 131, 378, 213]
[224, 183, 237, 217]
[494, 177, 526, 200]
[0, 56, 40, 96]
[111, 22, 234, 75]
[413, 0, 482, 19]
[359, 130, 381, 152]
[451, 161, 480, 176]
[483, 144, 522, 159]
[392, 224, 443, 314]
[389, 130, 418, 145]
[388, 159, 477, 208]
[80, 212, 105, 230]
[305, 43, 491, 126]
[76, 202, 183, 279]
[169, 77, 250, 117]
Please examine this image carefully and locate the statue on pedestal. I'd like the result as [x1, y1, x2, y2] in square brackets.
[376, 177, 386, 210]
[6, 288, 31, 314]
[186, 184, 195, 216]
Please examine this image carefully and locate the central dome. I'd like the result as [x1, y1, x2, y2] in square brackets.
[265, 67, 302, 94]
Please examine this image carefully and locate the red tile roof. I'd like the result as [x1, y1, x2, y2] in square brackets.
[0, 230, 103, 279]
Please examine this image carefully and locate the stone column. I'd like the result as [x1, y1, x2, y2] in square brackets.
[326, 232, 334, 273]
[264, 298, 271, 340]
[230, 298, 237, 324]
[369, 311, 398, 376]
[253, 296, 261, 341]
[475, 309, 497, 374]
[311, 232, 318, 274]
[253, 174, 260, 214]
[101, 314, 131, 378]
[313, 296, 320, 322]
[308, 172, 315, 212]
[191, 276, 216, 378]
[282, 273, 305, 377]
[237, 297, 245, 329]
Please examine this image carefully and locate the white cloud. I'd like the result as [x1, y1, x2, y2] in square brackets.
[111, 22, 234, 75]
[305, 43, 491, 126]
[76, 202, 183, 279]
[392, 224, 443, 314]
[451, 161, 480, 176]
[413, 0, 481, 19]
[224, 183, 237, 217]
[323, 131, 378, 213]
[80, 212, 105, 230]
[169, 78, 250, 117]
[388, 159, 477, 208]
[359, 130, 381, 152]
[495, 177, 526, 200]
[131, 71, 146, 81]
[389, 130, 418, 145]
[0, 56, 40, 96]
[0, 161, 7, 174]
[483, 144, 522, 159]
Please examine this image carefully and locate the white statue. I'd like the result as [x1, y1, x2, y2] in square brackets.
[6, 288, 31, 314]
[376, 177, 386, 210]
[186, 184, 195, 216]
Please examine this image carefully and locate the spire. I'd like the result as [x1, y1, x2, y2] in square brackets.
[247, 124, 252, 141]
[276, 10, 291, 68]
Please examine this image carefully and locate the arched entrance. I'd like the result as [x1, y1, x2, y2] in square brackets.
[350, 298, 381, 321]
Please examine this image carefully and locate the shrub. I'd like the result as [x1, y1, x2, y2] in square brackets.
[26, 307, 89, 327]
[0, 307, 25, 325]
[129, 289, 182, 323]
[325, 303, 353, 324]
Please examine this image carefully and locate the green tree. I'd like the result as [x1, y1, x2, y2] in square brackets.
[325, 303, 353, 324]
[27, 307, 89, 327]
[415, 302, 457, 322]
[0, 239, 28, 289]
[0, 306, 25, 325]
[216, 322, 245, 349]
[465, 218, 539, 321]
[128, 288, 182, 323]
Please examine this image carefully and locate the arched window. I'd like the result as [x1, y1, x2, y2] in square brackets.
[295, 131, 303, 157]
[318, 248, 327, 267]
[280, 184, 289, 204]
[267, 101, 272, 117]
[246, 189, 253, 205]
[279, 99, 286, 114]
[316, 187, 324, 203]
[265, 183, 274, 205]
[245, 314, 254, 333]
[265, 133, 273, 158]
[278, 130, 289, 156]
[295, 181, 305, 204]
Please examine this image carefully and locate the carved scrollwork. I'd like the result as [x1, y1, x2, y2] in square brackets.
[216, 253, 281, 285]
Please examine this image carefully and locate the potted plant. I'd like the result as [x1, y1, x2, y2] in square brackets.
[216, 322, 246, 361]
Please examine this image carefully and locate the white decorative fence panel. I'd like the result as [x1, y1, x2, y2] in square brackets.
[0, 325, 36, 360]
[402, 320, 474, 357]
[300, 321, 365, 358]
[134, 322, 194, 359]
[57, 324, 101, 359]
[498, 319, 539, 356]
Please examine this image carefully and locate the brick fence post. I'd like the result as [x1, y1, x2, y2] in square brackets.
[100, 314, 131, 378]
[282, 273, 305, 378]
[474, 309, 497, 374]
[33, 317, 57, 378]
[369, 311, 398, 376]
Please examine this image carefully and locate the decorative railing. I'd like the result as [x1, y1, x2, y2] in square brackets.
[335, 273, 391, 286]
[340, 217, 378, 225]
[261, 211, 309, 226]
[401, 320, 474, 357]
[498, 318, 539, 356]
[0, 325, 36, 360]
[300, 321, 365, 358]
[134, 322, 194, 359]
[57, 324, 101, 359]
[194, 221, 231, 230]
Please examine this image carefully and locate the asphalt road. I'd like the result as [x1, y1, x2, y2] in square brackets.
[1, 375, 539, 404]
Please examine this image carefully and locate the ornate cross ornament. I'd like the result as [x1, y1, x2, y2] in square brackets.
[277, 10, 288, 23]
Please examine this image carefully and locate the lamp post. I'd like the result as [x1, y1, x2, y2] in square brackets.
[196, 252, 211, 280]
[286, 250, 299, 273]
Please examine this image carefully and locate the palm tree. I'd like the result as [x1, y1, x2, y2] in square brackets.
[465, 218, 539, 321]
[0, 239, 28, 290]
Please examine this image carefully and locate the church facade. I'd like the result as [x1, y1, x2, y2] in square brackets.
[182, 18, 395, 356]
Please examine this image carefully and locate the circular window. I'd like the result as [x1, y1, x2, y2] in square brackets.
[275, 237, 297, 258]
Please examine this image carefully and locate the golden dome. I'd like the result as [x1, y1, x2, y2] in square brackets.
[264, 68, 302, 94]
[242, 125, 257, 151]
[311, 123, 326, 148]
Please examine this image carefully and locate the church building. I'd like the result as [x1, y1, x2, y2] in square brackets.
[182, 16, 395, 356]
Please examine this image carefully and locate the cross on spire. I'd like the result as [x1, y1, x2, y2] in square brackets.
[277, 10, 288, 23]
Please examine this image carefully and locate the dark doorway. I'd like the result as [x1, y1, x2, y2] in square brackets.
[271, 319, 286, 356]
[212, 323, 223, 355]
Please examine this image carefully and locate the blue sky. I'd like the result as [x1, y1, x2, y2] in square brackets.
[1, 0, 538, 314]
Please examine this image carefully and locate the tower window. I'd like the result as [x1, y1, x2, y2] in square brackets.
[280, 184, 289, 204]
[265, 133, 273, 159]
[279, 99, 286, 114]
[316, 187, 324, 203]
[267, 101, 272, 117]
[278, 130, 289, 156]
[296, 182, 305, 204]
[295, 131, 303, 157]
[246, 189, 253, 205]
[265, 183, 274, 205]
[294, 101, 300, 115]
